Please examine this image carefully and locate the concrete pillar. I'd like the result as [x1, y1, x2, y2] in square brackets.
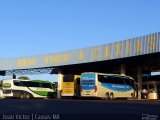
[57, 69, 63, 99]
[137, 67, 142, 99]
[120, 64, 126, 75]
[13, 74, 16, 79]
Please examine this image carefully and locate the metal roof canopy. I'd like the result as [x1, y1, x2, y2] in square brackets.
[0, 32, 160, 75]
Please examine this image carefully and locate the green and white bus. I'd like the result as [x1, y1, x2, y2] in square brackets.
[2, 79, 56, 99]
[0, 80, 4, 99]
[80, 72, 137, 100]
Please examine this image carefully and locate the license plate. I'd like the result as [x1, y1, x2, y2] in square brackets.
[86, 91, 90, 93]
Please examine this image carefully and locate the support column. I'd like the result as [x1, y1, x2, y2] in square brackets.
[57, 69, 63, 99]
[120, 64, 126, 75]
[13, 74, 16, 79]
[137, 67, 142, 99]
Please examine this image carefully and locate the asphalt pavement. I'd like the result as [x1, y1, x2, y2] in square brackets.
[0, 98, 160, 120]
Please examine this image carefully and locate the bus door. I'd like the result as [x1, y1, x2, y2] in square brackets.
[75, 76, 80, 97]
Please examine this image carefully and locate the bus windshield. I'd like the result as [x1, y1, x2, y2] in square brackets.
[63, 75, 74, 82]
[123, 78, 135, 89]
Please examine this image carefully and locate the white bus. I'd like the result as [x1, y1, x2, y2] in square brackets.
[2, 79, 56, 99]
[0, 80, 4, 99]
[80, 72, 137, 100]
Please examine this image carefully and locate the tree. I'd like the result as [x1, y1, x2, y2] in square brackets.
[18, 76, 30, 80]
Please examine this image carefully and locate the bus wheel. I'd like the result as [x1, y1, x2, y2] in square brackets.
[110, 93, 114, 100]
[105, 93, 110, 100]
[20, 94, 25, 99]
[25, 94, 31, 99]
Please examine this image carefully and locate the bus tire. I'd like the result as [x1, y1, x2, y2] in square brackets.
[105, 93, 110, 100]
[110, 93, 114, 100]
[25, 94, 31, 99]
[20, 94, 25, 99]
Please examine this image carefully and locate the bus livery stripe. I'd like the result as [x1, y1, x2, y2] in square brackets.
[101, 83, 133, 92]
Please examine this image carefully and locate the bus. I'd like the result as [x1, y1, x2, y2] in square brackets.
[0, 80, 4, 99]
[80, 72, 136, 100]
[61, 75, 80, 98]
[2, 79, 56, 99]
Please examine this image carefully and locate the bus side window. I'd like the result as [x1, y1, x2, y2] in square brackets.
[41, 83, 52, 89]
[14, 81, 20, 86]
[98, 75, 109, 83]
[116, 77, 124, 85]
[20, 81, 28, 87]
[124, 78, 134, 88]
[28, 82, 40, 87]
[109, 77, 116, 84]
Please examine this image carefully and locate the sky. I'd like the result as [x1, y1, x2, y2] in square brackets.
[0, 0, 160, 82]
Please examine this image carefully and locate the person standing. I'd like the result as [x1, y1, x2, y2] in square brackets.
[142, 88, 148, 99]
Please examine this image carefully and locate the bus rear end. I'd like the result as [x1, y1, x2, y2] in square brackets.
[62, 75, 75, 97]
[80, 73, 97, 97]
[2, 79, 13, 98]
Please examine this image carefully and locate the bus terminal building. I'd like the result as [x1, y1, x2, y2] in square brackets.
[0, 32, 160, 95]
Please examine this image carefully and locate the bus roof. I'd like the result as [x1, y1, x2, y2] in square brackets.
[2, 79, 30, 81]
[81, 72, 134, 80]
[2, 79, 52, 83]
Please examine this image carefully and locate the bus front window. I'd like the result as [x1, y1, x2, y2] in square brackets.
[63, 75, 74, 82]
